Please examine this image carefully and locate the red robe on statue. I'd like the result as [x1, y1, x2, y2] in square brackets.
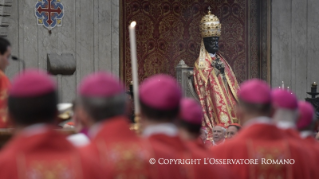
[0, 70, 10, 128]
[147, 131, 233, 179]
[80, 116, 174, 179]
[211, 119, 315, 179]
[194, 52, 239, 139]
[0, 126, 102, 179]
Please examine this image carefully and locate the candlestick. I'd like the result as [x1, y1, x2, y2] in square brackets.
[129, 21, 141, 132]
[129, 21, 140, 114]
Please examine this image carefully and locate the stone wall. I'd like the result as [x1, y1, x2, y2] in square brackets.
[272, 0, 319, 99]
[6, 0, 120, 102]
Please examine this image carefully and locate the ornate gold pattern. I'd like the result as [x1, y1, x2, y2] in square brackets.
[122, 0, 256, 87]
[97, 140, 157, 179]
[17, 153, 82, 179]
[194, 51, 239, 139]
[247, 140, 293, 179]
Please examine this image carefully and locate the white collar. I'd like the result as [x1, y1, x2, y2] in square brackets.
[21, 123, 49, 137]
[244, 116, 272, 128]
[208, 53, 216, 58]
[212, 139, 225, 146]
[300, 131, 314, 138]
[143, 123, 178, 137]
[276, 121, 296, 129]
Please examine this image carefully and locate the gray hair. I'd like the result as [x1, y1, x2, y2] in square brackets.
[78, 93, 127, 122]
[213, 126, 226, 134]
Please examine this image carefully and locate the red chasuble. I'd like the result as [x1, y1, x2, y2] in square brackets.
[282, 129, 319, 179]
[0, 127, 102, 179]
[148, 133, 233, 179]
[0, 71, 10, 128]
[211, 122, 315, 179]
[186, 138, 211, 155]
[194, 53, 239, 139]
[80, 116, 173, 179]
[204, 139, 213, 148]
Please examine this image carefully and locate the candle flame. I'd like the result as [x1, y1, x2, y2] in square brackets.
[130, 21, 137, 27]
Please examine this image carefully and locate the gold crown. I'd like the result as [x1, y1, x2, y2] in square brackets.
[200, 8, 221, 37]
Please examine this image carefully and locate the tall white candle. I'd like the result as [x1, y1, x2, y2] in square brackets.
[282, 81, 284, 89]
[129, 21, 140, 114]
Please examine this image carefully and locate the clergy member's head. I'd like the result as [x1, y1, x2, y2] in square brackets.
[200, 128, 208, 142]
[8, 69, 58, 127]
[200, 8, 221, 54]
[271, 89, 298, 127]
[177, 98, 203, 140]
[76, 72, 126, 127]
[236, 79, 272, 125]
[296, 101, 315, 131]
[0, 37, 11, 72]
[139, 74, 182, 128]
[227, 123, 241, 139]
[212, 124, 226, 144]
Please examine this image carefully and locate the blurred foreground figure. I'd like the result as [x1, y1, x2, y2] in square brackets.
[66, 101, 90, 147]
[316, 132, 319, 141]
[272, 89, 318, 178]
[0, 69, 102, 179]
[296, 101, 319, 163]
[0, 37, 11, 128]
[140, 74, 232, 179]
[297, 101, 316, 138]
[211, 79, 314, 179]
[178, 98, 209, 153]
[77, 72, 170, 179]
[226, 123, 241, 139]
[272, 89, 299, 130]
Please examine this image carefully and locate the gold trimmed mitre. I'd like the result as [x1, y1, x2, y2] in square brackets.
[200, 9, 221, 37]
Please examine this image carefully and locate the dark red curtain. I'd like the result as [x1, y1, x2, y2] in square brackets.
[121, 0, 260, 86]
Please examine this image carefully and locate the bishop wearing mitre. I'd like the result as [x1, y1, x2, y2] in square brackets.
[194, 8, 240, 137]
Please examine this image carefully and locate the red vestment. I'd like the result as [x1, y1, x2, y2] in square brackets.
[282, 129, 319, 179]
[0, 127, 102, 179]
[211, 121, 315, 179]
[80, 116, 173, 179]
[186, 138, 211, 155]
[148, 132, 233, 179]
[194, 52, 239, 139]
[204, 139, 213, 148]
[0, 71, 10, 128]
